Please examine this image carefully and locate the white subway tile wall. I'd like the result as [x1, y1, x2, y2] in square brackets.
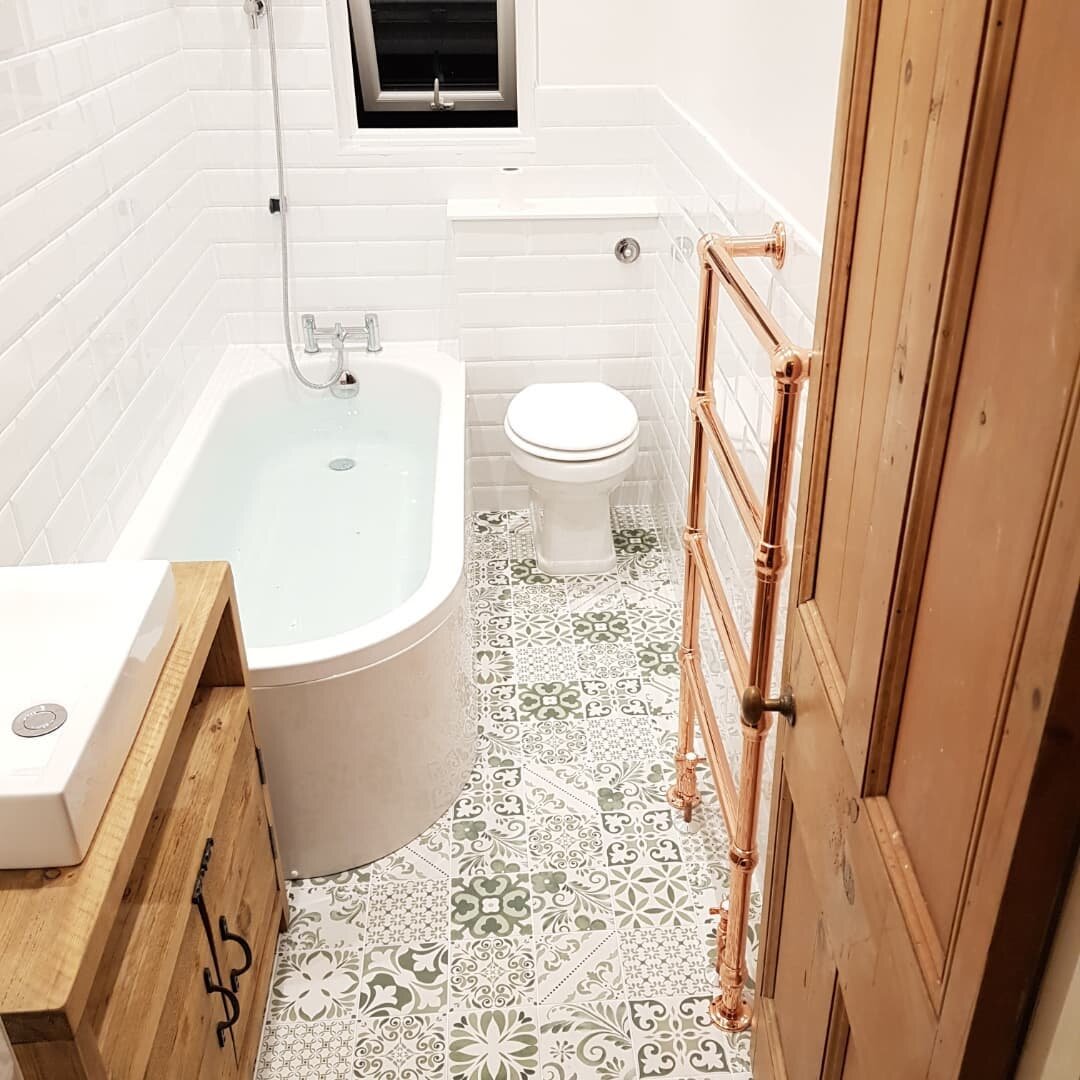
[1, 0, 821, 582]
[0, 0, 226, 565]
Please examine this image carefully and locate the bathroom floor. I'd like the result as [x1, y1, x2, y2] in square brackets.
[256, 508, 758, 1079]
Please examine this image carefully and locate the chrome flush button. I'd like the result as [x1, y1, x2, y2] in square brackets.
[12, 704, 68, 738]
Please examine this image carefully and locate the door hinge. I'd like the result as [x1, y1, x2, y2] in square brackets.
[255, 745, 267, 785]
[267, 823, 278, 861]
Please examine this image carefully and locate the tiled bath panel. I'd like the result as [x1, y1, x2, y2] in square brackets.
[256, 509, 759, 1080]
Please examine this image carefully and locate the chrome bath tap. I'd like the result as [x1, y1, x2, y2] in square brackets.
[299, 314, 381, 399]
[301, 313, 382, 355]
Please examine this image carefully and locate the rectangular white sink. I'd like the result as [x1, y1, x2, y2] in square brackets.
[0, 561, 179, 868]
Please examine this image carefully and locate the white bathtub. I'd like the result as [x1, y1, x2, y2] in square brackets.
[113, 344, 475, 878]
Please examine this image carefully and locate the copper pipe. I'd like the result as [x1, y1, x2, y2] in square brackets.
[668, 259, 723, 821]
[693, 397, 763, 539]
[678, 647, 738, 834]
[685, 530, 750, 692]
[671, 224, 809, 1034]
[713, 348, 804, 1029]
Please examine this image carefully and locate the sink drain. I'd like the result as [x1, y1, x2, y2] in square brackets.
[12, 704, 68, 738]
[329, 457, 356, 472]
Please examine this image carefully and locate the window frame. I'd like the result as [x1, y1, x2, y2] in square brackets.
[348, 0, 518, 115]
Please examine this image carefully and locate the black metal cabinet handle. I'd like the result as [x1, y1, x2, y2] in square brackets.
[203, 967, 240, 1048]
[219, 915, 254, 993]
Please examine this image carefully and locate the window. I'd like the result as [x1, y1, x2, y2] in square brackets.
[348, 0, 517, 128]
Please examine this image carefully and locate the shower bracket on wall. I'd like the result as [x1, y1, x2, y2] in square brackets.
[243, 0, 265, 30]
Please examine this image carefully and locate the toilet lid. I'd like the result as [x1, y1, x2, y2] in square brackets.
[505, 383, 639, 455]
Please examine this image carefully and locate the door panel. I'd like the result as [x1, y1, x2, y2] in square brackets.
[770, 800, 835, 1080]
[753, 0, 1080, 1076]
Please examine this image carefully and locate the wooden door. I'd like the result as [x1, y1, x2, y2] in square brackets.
[753, 1, 1080, 1077]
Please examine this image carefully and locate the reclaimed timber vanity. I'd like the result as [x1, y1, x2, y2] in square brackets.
[0, 563, 286, 1079]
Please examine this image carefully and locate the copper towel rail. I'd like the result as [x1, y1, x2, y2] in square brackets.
[667, 223, 810, 1031]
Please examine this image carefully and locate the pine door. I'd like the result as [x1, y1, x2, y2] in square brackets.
[752, 0, 1080, 1076]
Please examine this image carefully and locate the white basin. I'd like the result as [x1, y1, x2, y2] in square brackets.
[0, 561, 179, 868]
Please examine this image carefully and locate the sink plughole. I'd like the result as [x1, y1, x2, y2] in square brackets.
[0, 561, 179, 869]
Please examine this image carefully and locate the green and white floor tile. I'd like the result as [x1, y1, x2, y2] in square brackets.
[256, 508, 758, 1079]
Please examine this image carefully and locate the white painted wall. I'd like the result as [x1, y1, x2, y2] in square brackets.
[536, 0, 657, 86]
[654, 0, 846, 240]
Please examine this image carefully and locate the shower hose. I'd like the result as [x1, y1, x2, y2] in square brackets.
[264, 0, 343, 390]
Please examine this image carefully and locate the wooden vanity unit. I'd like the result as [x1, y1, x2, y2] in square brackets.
[0, 563, 286, 1079]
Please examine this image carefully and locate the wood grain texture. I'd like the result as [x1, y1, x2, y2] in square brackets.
[757, 0, 1080, 1076]
[0, 562, 234, 1038]
[87, 688, 250, 1078]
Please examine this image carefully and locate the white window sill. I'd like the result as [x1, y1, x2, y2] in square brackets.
[446, 196, 660, 222]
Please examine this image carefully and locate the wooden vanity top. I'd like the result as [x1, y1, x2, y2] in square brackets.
[0, 562, 248, 1038]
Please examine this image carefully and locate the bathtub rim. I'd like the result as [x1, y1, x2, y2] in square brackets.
[111, 343, 465, 688]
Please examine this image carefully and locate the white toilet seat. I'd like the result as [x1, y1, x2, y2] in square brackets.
[504, 382, 638, 462]
[504, 425, 638, 462]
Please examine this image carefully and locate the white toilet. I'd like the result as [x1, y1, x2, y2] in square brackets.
[504, 382, 639, 576]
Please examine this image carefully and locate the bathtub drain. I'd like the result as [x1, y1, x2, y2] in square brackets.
[329, 457, 356, 471]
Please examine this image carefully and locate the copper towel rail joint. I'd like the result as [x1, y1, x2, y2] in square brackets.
[668, 221, 810, 1033]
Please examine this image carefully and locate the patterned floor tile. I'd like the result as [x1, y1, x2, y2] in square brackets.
[601, 807, 684, 867]
[585, 712, 662, 761]
[257, 510, 765, 1079]
[469, 557, 511, 588]
[520, 718, 588, 766]
[476, 682, 518, 724]
[594, 760, 670, 815]
[628, 995, 752, 1076]
[522, 761, 598, 817]
[452, 810, 530, 877]
[607, 863, 698, 929]
[451, 872, 533, 940]
[257, 1019, 356, 1079]
[270, 946, 362, 1022]
[283, 869, 369, 950]
[511, 558, 556, 586]
[538, 1000, 636, 1080]
[581, 676, 651, 719]
[536, 931, 623, 1004]
[636, 640, 682, 678]
[576, 642, 639, 679]
[572, 610, 634, 644]
[357, 942, 449, 1019]
[472, 611, 514, 650]
[620, 928, 712, 998]
[528, 813, 604, 869]
[530, 866, 615, 934]
[367, 879, 450, 943]
[515, 645, 579, 683]
[564, 573, 626, 616]
[473, 647, 515, 685]
[450, 936, 536, 1008]
[448, 1007, 539, 1080]
[354, 1015, 448, 1079]
[513, 611, 574, 646]
[512, 581, 569, 618]
[517, 681, 584, 722]
[474, 719, 522, 762]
